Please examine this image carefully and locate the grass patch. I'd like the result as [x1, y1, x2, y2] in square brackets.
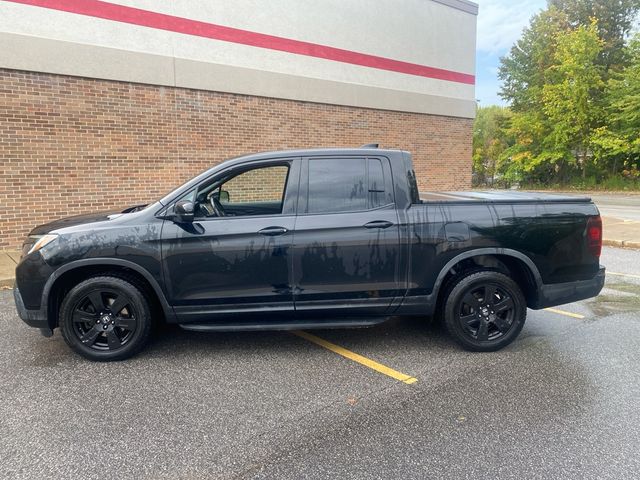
[520, 176, 640, 192]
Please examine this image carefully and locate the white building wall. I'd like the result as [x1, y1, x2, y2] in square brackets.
[0, 0, 478, 117]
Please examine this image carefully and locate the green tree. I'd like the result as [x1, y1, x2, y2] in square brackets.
[498, 7, 569, 112]
[592, 33, 640, 175]
[548, 0, 640, 71]
[492, 1, 640, 188]
[499, 109, 558, 183]
[497, 22, 606, 183]
[472, 106, 513, 185]
[542, 21, 605, 178]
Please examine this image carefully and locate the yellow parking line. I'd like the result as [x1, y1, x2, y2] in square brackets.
[292, 330, 418, 385]
[544, 308, 585, 319]
[607, 271, 640, 280]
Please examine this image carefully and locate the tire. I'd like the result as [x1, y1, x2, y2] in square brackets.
[59, 276, 153, 361]
[443, 270, 526, 352]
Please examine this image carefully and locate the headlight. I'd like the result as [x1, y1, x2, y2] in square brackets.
[27, 234, 58, 255]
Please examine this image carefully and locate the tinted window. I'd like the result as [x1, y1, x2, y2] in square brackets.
[308, 158, 367, 213]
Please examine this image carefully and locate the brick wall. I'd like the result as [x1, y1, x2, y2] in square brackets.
[0, 68, 472, 249]
[222, 165, 289, 203]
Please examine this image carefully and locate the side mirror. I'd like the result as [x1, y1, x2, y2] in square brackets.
[219, 189, 230, 203]
[174, 200, 195, 223]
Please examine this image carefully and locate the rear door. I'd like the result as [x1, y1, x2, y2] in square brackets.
[292, 156, 401, 315]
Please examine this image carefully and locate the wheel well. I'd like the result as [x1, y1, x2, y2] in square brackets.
[47, 265, 165, 329]
[436, 254, 538, 309]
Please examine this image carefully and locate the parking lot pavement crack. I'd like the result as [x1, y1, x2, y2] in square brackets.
[226, 375, 419, 479]
[231, 311, 640, 479]
[225, 333, 589, 479]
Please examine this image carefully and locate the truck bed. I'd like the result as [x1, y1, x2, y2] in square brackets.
[420, 190, 592, 204]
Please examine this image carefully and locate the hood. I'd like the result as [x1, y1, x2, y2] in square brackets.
[28, 205, 147, 236]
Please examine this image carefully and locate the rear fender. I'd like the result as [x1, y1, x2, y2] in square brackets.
[397, 248, 543, 315]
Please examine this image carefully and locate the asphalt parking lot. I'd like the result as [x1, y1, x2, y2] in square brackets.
[1, 246, 640, 480]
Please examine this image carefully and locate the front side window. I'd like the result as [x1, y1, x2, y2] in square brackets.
[196, 164, 290, 218]
[221, 165, 289, 205]
[307, 158, 388, 214]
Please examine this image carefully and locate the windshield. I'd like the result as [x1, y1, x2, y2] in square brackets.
[122, 204, 151, 213]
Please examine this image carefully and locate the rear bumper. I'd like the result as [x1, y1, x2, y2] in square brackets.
[13, 285, 49, 329]
[532, 266, 605, 309]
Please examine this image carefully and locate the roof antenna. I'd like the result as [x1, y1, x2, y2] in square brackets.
[360, 143, 379, 148]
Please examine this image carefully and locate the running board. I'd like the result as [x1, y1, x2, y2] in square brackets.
[178, 317, 389, 333]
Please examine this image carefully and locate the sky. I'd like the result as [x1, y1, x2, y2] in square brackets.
[474, 0, 547, 106]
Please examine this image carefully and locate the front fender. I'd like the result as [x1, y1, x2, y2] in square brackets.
[43, 258, 176, 324]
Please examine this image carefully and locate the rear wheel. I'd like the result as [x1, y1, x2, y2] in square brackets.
[59, 276, 152, 361]
[443, 270, 526, 352]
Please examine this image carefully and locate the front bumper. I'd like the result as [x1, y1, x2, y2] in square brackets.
[13, 285, 49, 329]
[532, 266, 605, 309]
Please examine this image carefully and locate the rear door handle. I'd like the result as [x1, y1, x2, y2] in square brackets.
[258, 226, 289, 236]
[363, 220, 394, 229]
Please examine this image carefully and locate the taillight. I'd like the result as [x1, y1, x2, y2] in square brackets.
[586, 216, 602, 257]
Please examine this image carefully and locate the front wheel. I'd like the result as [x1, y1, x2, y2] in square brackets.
[59, 276, 153, 361]
[443, 270, 526, 352]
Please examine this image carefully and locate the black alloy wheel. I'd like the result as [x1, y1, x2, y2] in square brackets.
[71, 288, 138, 351]
[458, 283, 515, 342]
[59, 276, 153, 361]
[443, 270, 527, 352]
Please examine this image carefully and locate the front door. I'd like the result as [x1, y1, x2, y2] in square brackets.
[161, 159, 299, 323]
[292, 156, 402, 315]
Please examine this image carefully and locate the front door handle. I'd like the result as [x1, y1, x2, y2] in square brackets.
[258, 226, 289, 236]
[364, 220, 394, 229]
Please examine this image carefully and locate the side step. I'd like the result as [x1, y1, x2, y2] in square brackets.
[179, 317, 389, 333]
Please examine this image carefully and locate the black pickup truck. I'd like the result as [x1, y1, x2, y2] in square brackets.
[14, 146, 605, 361]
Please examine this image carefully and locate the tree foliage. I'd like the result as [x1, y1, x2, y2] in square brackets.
[542, 21, 605, 177]
[472, 106, 513, 185]
[548, 0, 640, 70]
[498, 7, 569, 112]
[477, 1, 640, 187]
[592, 33, 640, 176]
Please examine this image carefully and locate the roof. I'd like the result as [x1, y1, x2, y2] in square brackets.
[158, 147, 407, 206]
[226, 147, 403, 164]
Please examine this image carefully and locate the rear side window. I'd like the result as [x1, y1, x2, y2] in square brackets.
[307, 158, 389, 213]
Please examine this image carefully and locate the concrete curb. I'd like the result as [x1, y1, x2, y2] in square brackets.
[0, 249, 17, 289]
[603, 239, 640, 250]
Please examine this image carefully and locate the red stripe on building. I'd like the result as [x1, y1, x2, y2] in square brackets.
[6, 0, 476, 85]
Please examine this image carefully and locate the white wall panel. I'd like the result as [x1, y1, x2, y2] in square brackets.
[0, 0, 478, 117]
